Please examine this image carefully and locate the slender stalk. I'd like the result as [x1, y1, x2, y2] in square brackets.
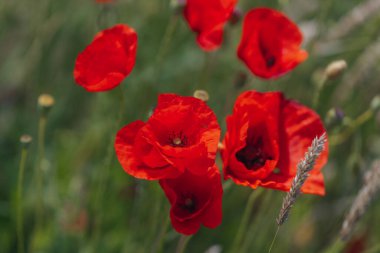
[148, 191, 167, 252]
[175, 234, 192, 253]
[17, 145, 29, 253]
[150, 212, 170, 253]
[240, 191, 273, 253]
[229, 188, 264, 253]
[35, 115, 47, 229]
[34, 94, 54, 232]
[268, 226, 280, 253]
[277, 134, 327, 226]
[329, 108, 373, 145]
[155, 14, 179, 80]
[91, 87, 126, 245]
[198, 53, 213, 89]
[321, 237, 345, 253]
[312, 76, 327, 109]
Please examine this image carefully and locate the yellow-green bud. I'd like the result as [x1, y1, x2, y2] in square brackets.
[325, 60, 347, 80]
[370, 95, 380, 112]
[20, 134, 32, 148]
[193, 90, 209, 102]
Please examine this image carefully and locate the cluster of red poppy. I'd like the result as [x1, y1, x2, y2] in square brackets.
[114, 94, 223, 234]
[114, 94, 221, 180]
[76, 2, 308, 91]
[74, 1, 328, 235]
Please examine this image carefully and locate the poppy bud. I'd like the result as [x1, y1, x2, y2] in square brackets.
[325, 107, 344, 126]
[370, 95, 380, 112]
[20, 134, 32, 149]
[38, 94, 55, 116]
[376, 111, 380, 128]
[170, 0, 186, 12]
[325, 60, 347, 80]
[193, 89, 209, 102]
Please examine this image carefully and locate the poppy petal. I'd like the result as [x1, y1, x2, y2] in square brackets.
[74, 24, 137, 92]
[115, 121, 182, 180]
[160, 166, 223, 235]
[184, 0, 237, 51]
[237, 8, 307, 79]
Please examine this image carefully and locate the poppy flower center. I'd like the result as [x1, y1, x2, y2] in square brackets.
[179, 195, 196, 213]
[258, 35, 276, 68]
[173, 137, 182, 146]
[169, 131, 188, 147]
[236, 137, 270, 171]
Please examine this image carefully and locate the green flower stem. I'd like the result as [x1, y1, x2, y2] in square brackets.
[198, 52, 213, 90]
[240, 190, 273, 253]
[150, 211, 170, 253]
[268, 226, 280, 253]
[155, 13, 179, 80]
[321, 237, 345, 253]
[35, 114, 47, 230]
[330, 108, 374, 145]
[17, 147, 29, 253]
[91, 86, 125, 245]
[229, 188, 264, 253]
[175, 234, 192, 253]
[312, 75, 327, 109]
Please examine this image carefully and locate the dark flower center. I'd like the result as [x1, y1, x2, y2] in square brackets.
[265, 56, 276, 68]
[258, 35, 276, 69]
[179, 194, 196, 213]
[168, 131, 188, 147]
[236, 137, 270, 171]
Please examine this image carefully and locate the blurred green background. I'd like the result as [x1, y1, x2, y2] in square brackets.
[1, 0, 380, 252]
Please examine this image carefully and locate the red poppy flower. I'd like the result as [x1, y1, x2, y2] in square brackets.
[115, 94, 221, 180]
[74, 24, 137, 92]
[237, 8, 308, 79]
[222, 90, 328, 195]
[183, 0, 238, 51]
[159, 165, 223, 235]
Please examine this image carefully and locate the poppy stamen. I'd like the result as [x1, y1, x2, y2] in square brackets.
[173, 137, 182, 146]
[169, 131, 188, 147]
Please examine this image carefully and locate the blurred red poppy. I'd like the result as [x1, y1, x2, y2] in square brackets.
[74, 24, 137, 92]
[115, 94, 221, 180]
[237, 8, 308, 79]
[221, 90, 328, 195]
[184, 0, 238, 51]
[159, 165, 223, 235]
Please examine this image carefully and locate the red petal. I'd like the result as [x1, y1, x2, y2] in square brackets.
[222, 91, 328, 196]
[74, 24, 137, 92]
[160, 166, 223, 235]
[222, 91, 282, 187]
[260, 99, 328, 195]
[183, 0, 237, 51]
[115, 121, 181, 180]
[147, 94, 220, 175]
[237, 8, 307, 79]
